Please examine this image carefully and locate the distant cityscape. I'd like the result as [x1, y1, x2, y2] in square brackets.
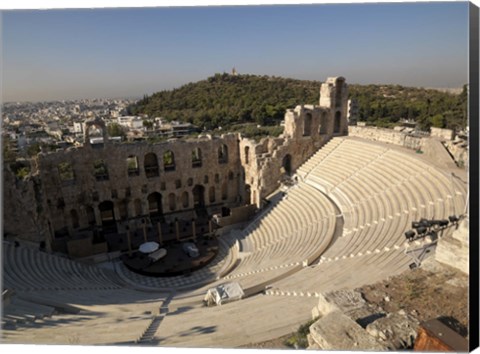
[2, 99, 200, 161]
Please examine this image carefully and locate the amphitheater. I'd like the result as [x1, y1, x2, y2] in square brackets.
[1, 77, 469, 347]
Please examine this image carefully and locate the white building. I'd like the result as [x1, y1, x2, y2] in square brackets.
[117, 116, 144, 130]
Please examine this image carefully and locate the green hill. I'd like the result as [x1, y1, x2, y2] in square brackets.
[129, 73, 467, 132]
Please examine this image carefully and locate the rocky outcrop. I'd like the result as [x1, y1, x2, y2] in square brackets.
[365, 310, 419, 349]
[308, 290, 420, 350]
[309, 310, 386, 351]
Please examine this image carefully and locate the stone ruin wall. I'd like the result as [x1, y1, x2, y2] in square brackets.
[36, 133, 243, 241]
[3, 166, 48, 244]
[242, 77, 349, 206]
[348, 125, 424, 150]
[4, 76, 349, 247]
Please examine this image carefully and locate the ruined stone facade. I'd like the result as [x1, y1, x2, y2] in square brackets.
[4, 77, 348, 250]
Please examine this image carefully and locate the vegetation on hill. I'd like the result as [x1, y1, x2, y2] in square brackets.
[349, 84, 467, 131]
[129, 73, 467, 133]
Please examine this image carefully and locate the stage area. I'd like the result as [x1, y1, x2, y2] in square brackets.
[120, 235, 219, 277]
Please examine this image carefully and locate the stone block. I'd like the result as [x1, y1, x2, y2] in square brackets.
[365, 310, 419, 349]
[314, 290, 367, 317]
[309, 311, 386, 351]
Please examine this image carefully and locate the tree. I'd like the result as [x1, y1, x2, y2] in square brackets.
[107, 123, 126, 138]
[430, 114, 445, 128]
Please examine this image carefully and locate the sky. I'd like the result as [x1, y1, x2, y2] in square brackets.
[1, 1, 471, 102]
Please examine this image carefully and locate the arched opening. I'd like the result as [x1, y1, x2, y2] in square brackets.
[134, 199, 142, 217]
[218, 144, 228, 164]
[168, 193, 176, 211]
[245, 184, 251, 205]
[147, 192, 163, 217]
[209, 186, 216, 203]
[98, 201, 117, 233]
[303, 112, 312, 136]
[182, 191, 189, 208]
[127, 156, 139, 176]
[70, 209, 79, 229]
[244, 146, 250, 164]
[84, 117, 108, 147]
[93, 159, 109, 181]
[86, 206, 96, 225]
[319, 112, 328, 134]
[192, 148, 202, 168]
[334, 111, 341, 134]
[282, 154, 292, 176]
[144, 153, 159, 178]
[163, 150, 175, 172]
[193, 185, 205, 207]
[221, 182, 228, 201]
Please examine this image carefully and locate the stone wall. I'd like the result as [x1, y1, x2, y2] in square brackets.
[242, 76, 349, 206]
[37, 133, 243, 238]
[348, 126, 423, 150]
[430, 127, 454, 141]
[3, 166, 50, 246]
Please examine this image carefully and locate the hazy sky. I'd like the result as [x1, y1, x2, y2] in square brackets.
[2, 2, 470, 102]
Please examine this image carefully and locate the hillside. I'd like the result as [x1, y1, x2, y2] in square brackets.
[128, 74, 467, 132]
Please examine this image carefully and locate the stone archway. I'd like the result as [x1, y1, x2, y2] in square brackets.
[98, 201, 117, 233]
[193, 185, 205, 208]
[84, 117, 108, 146]
[147, 192, 163, 218]
[334, 111, 341, 134]
[282, 154, 292, 176]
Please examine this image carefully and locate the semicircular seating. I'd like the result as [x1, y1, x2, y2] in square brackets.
[265, 137, 467, 296]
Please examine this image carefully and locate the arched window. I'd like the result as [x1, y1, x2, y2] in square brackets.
[245, 185, 251, 205]
[209, 186, 216, 203]
[93, 160, 109, 181]
[303, 112, 312, 136]
[192, 148, 202, 168]
[319, 112, 328, 134]
[282, 154, 292, 176]
[218, 144, 228, 164]
[98, 200, 116, 233]
[144, 153, 159, 178]
[126, 155, 139, 176]
[193, 185, 205, 207]
[228, 171, 234, 180]
[168, 193, 176, 211]
[163, 150, 175, 172]
[147, 193, 162, 217]
[244, 146, 250, 164]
